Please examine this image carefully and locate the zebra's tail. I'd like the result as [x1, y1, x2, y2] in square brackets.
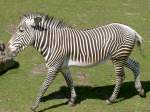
[135, 32, 144, 56]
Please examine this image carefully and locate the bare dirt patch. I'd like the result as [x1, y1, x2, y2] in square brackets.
[76, 72, 89, 84]
[125, 12, 140, 16]
[30, 63, 47, 76]
[122, 3, 129, 6]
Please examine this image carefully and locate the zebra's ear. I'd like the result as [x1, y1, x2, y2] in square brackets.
[34, 17, 42, 26]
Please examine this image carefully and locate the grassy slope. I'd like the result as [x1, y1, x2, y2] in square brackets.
[0, 0, 150, 112]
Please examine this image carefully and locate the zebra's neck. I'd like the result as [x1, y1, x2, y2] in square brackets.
[32, 29, 62, 61]
[32, 29, 49, 60]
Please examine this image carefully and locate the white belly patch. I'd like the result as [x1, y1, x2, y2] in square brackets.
[68, 56, 111, 67]
[68, 60, 93, 66]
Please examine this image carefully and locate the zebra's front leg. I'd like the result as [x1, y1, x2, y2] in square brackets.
[61, 68, 77, 106]
[31, 67, 58, 112]
[106, 60, 125, 104]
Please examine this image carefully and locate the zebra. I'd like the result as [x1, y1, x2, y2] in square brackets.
[7, 13, 145, 111]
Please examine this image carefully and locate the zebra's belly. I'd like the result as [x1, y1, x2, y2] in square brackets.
[68, 56, 111, 67]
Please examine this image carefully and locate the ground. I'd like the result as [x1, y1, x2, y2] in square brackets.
[0, 0, 150, 112]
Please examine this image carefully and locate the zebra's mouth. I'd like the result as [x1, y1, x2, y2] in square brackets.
[6, 44, 18, 58]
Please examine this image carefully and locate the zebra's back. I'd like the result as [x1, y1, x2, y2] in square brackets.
[60, 23, 135, 66]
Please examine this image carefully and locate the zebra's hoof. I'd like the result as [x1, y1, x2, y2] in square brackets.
[139, 89, 145, 97]
[106, 99, 113, 105]
[30, 106, 37, 112]
[67, 100, 76, 106]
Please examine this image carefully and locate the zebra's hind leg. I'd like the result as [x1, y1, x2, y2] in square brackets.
[61, 68, 77, 106]
[125, 58, 145, 97]
[106, 59, 125, 104]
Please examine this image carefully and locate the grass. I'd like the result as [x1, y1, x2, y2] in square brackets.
[0, 0, 150, 112]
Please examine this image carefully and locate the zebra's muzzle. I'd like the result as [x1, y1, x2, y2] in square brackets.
[7, 49, 17, 57]
[6, 44, 17, 58]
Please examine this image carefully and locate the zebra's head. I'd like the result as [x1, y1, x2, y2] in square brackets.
[7, 14, 43, 57]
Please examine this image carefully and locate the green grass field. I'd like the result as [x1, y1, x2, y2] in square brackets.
[0, 0, 150, 112]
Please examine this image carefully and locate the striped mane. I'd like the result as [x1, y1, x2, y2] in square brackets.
[23, 13, 73, 30]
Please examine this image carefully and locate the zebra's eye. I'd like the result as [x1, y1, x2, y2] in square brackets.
[19, 26, 24, 32]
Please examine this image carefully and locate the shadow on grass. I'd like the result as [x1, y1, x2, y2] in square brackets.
[39, 81, 150, 112]
[0, 61, 20, 75]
